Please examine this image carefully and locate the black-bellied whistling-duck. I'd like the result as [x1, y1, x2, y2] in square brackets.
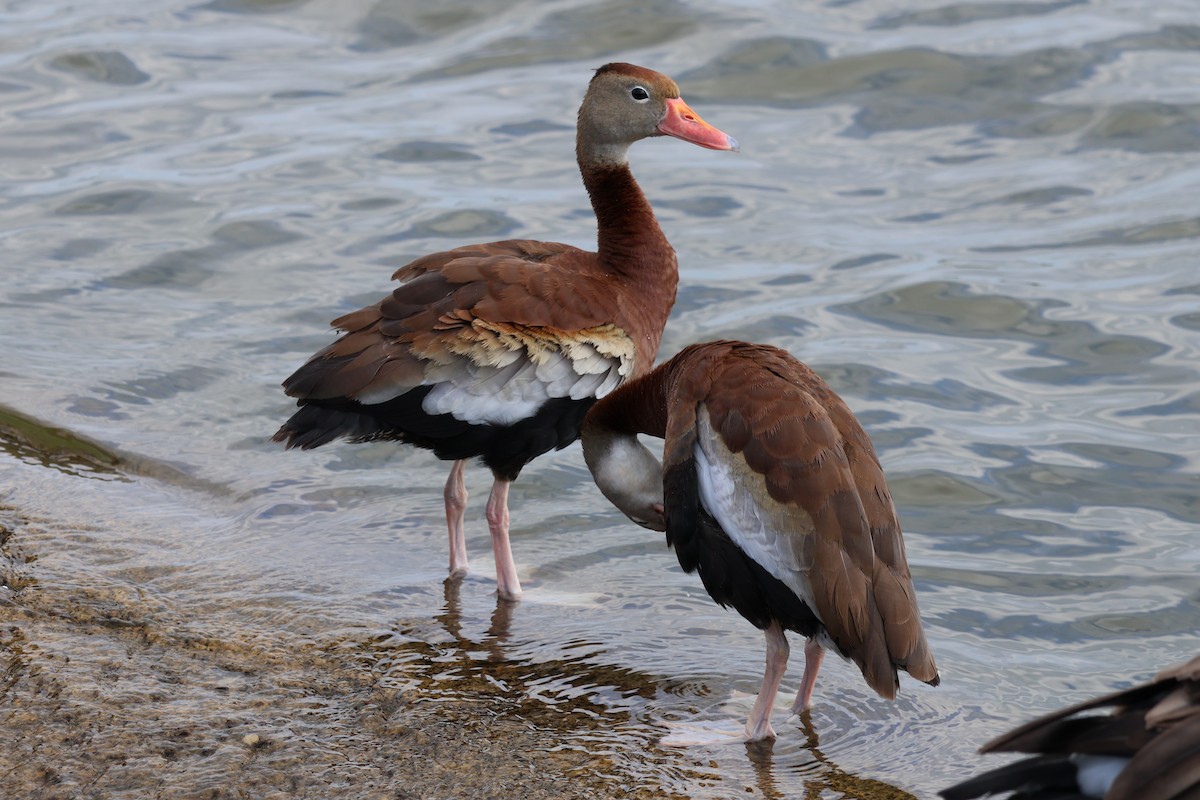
[581, 340, 940, 741]
[942, 654, 1200, 800]
[274, 64, 737, 600]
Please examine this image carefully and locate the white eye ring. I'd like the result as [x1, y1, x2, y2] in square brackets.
[630, 85, 650, 102]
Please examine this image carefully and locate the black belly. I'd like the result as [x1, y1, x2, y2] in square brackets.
[663, 461, 822, 638]
[275, 387, 597, 481]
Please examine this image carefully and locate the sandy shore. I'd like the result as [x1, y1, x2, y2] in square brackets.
[0, 508, 685, 800]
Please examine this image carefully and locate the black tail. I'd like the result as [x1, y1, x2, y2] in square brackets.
[273, 402, 387, 450]
[273, 392, 597, 481]
[939, 754, 1080, 799]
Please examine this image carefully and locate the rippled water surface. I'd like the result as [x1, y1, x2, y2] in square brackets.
[2, 1, 1198, 797]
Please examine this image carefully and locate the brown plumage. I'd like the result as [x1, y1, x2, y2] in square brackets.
[942, 654, 1200, 800]
[274, 64, 737, 600]
[581, 340, 939, 741]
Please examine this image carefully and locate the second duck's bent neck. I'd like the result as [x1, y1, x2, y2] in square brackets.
[581, 374, 671, 532]
[585, 371, 670, 440]
[580, 162, 673, 274]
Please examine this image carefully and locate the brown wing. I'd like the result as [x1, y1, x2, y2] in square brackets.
[982, 654, 1200, 755]
[793, 353, 941, 687]
[667, 340, 939, 697]
[282, 240, 638, 423]
[1112, 714, 1200, 800]
[944, 655, 1200, 800]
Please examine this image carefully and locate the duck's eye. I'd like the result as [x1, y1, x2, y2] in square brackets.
[630, 86, 650, 102]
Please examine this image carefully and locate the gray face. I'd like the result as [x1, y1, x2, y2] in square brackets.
[583, 433, 667, 532]
[576, 72, 673, 166]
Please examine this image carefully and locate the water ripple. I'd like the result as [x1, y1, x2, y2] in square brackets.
[1, 1, 1198, 797]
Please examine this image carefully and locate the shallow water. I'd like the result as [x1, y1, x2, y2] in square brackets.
[2, 1, 1198, 797]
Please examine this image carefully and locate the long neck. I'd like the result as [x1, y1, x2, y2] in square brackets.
[580, 162, 673, 273]
[581, 374, 671, 531]
[579, 159, 679, 376]
[587, 372, 670, 438]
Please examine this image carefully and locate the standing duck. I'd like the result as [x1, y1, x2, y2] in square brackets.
[942, 654, 1200, 800]
[274, 64, 737, 600]
[581, 340, 940, 740]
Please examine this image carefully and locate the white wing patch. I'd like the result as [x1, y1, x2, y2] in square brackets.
[418, 322, 633, 426]
[694, 406, 822, 621]
[422, 359, 546, 425]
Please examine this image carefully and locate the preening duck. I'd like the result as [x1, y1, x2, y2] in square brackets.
[581, 340, 940, 740]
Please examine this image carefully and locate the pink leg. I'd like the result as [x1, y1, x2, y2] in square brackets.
[485, 479, 522, 601]
[444, 460, 469, 575]
[744, 622, 789, 741]
[791, 637, 825, 713]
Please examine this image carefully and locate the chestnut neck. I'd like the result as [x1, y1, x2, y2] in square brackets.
[579, 161, 673, 275]
[587, 369, 670, 440]
[581, 368, 671, 531]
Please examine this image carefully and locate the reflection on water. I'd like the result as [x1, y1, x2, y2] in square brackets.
[0, 404, 122, 480]
[47, 50, 151, 85]
[682, 24, 1200, 152]
[350, 576, 926, 799]
[840, 280, 1188, 386]
[787, 715, 919, 800]
[2, 0, 1199, 797]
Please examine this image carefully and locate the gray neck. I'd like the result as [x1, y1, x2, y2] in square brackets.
[578, 139, 632, 169]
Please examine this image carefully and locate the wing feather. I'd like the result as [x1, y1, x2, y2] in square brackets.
[694, 407, 820, 615]
[666, 341, 939, 694]
[946, 655, 1200, 800]
[282, 240, 641, 423]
